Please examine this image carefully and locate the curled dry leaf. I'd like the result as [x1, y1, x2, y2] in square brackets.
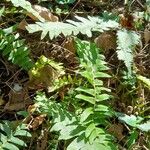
[119, 13, 134, 29]
[29, 114, 46, 130]
[27, 5, 58, 22]
[94, 31, 117, 51]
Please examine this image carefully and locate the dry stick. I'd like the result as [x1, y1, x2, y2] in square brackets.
[63, 0, 81, 21]
[0, 58, 9, 75]
[136, 0, 145, 9]
[5, 69, 22, 83]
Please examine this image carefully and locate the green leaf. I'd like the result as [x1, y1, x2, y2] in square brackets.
[94, 105, 109, 112]
[17, 111, 29, 118]
[59, 124, 78, 140]
[9, 136, 26, 147]
[67, 136, 117, 150]
[80, 107, 93, 122]
[67, 137, 85, 150]
[0, 134, 8, 143]
[89, 129, 97, 144]
[2, 142, 19, 150]
[137, 120, 150, 132]
[75, 94, 95, 104]
[95, 72, 111, 78]
[96, 94, 110, 101]
[127, 130, 138, 149]
[0, 121, 11, 136]
[85, 123, 95, 138]
[14, 130, 31, 137]
[116, 113, 143, 127]
[76, 87, 95, 96]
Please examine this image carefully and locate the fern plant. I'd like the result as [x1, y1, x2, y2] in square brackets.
[0, 121, 31, 150]
[0, 29, 33, 70]
[35, 39, 117, 150]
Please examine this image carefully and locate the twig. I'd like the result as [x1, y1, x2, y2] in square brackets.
[63, 0, 81, 21]
[136, 0, 145, 9]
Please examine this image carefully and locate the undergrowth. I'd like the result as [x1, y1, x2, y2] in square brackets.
[0, 0, 150, 150]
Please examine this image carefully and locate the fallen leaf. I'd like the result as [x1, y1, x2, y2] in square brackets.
[4, 84, 32, 111]
[27, 56, 65, 91]
[94, 31, 117, 51]
[27, 5, 59, 22]
[107, 123, 124, 141]
[63, 37, 76, 54]
[120, 13, 134, 29]
[18, 19, 28, 30]
[29, 114, 46, 130]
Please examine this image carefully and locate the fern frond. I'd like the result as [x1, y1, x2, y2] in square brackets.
[116, 29, 140, 73]
[0, 30, 33, 70]
[0, 121, 31, 150]
[35, 40, 116, 150]
[26, 16, 119, 39]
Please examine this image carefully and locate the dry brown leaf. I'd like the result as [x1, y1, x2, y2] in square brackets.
[18, 19, 28, 30]
[27, 5, 58, 22]
[94, 31, 117, 51]
[107, 123, 124, 140]
[4, 87, 32, 111]
[63, 38, 76, 54]
[29, 114, 46, 130]
[27, 65, 56, 90]
[144, 24, 150, 45]
[119, 13, 134, 29]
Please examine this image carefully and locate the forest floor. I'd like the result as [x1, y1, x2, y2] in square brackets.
[0, 0, 150, 150]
